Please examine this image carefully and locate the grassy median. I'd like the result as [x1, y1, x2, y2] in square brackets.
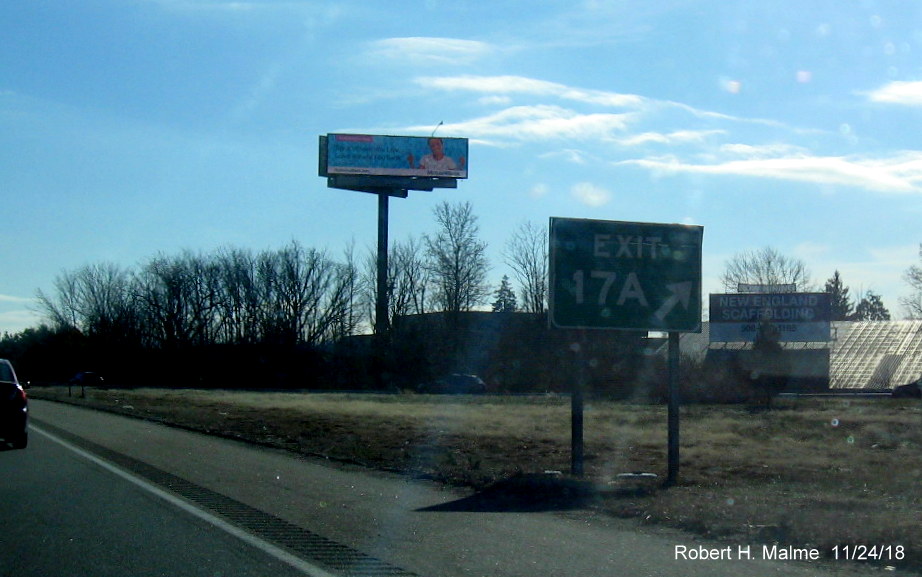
[31, 387, 922, 572]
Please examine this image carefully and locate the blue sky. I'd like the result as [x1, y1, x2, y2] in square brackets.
[3, 0, 922, 333]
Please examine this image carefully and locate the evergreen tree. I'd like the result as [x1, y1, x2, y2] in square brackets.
[491, 275, 518, 313]
[824, 270, 854, 321]
[853, 291, 890, 320]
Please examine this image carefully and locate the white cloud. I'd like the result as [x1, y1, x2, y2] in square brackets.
[407, 74, 818, 155]
[620, 152, 922, 194]
[369, 38, 492, 66]
[718, 143, 809, 158]
[231, 62, 282, 122]
[147, 0, 301, 15]
[427, 105, 634, 142]
[540, 148, 590, 164]
[793, 242, 831, 262]
[529, 183, 549, 199]
[616, 129, 725, 147]
[570, 182, 611, 206]
[408, 73, 921, 196]
[0, 308, 41, 335]
[478, 95, 512, 106]
[0, 294, 34, 304]
[665, 100, 797, 131]
[865, 81, 922, 107]
[415, 75, 645, 108]
[868, 244, 920, 266]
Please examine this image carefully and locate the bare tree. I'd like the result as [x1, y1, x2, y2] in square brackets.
[184, 251, 224, 346]
[325, 242, 360, 342]
[134, 252, 223, 349]
[902, 244, 922, 319]
[36, 269, 86, 331]
[271, 242, 316, 345]
[36, 263, 137, 338]
[503, 220, 547, 313]
[38, 241, 365, 354]
[720, 246, 812, 292]
[258, 242, 333, 346]
[393, 237, 430, 317]
[215, 247, 262, 345]
[252, 241, 358, 346]
[425, 201, 490, 314]
[362, 236, 430, 329]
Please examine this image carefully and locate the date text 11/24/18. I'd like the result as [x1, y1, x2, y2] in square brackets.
[832, 545, 904, 561]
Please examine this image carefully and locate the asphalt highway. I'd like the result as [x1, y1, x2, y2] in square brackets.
[0, 422, 322, 577]
[4, 399, 895, 577]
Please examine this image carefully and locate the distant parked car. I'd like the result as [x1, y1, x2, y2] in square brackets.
[0, 359, 28, 449]
[418, 374, 487, 395]
[892, 380, 921, 399]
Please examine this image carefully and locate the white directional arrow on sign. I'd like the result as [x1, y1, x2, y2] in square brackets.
[654, 281, 693, 321]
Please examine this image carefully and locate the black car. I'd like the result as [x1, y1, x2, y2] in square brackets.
[892, 380, 922, 399]
[0, 359, 28, 449]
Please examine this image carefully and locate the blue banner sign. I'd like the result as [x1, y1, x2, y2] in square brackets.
[709, 292, 831, 342]
[324, 134, 468, 179]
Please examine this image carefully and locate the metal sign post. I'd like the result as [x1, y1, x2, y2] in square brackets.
[571, 379, 584, 477]
[667, 331, 681, 486]
[549, 217, 703, 483]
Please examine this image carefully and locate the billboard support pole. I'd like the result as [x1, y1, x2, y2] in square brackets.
[375, 192, 390, 336]
[373, 191, 392, 391]
[666, 331, 681, 487]
[320, 133, 467, 389]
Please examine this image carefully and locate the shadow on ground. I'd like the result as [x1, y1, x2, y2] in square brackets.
[417, 473, 657, 513]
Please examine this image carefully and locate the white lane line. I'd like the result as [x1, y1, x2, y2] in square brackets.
[32, 424, 339, 577]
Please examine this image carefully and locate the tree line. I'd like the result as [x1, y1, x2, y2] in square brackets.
[35, 243, 359, 351]
[29, 221, 915, 358]
[5, 205, 922, 389]
[3, 201, 548, 385]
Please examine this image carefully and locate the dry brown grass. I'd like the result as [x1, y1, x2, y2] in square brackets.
[31, 387, 922, 572]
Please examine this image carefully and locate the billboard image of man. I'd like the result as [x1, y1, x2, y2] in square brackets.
[408, 137, 466, 172]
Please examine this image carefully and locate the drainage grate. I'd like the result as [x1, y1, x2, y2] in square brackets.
[34, 419, 418, 577]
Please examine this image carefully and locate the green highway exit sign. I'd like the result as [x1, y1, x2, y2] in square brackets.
[549, 217, 703, 332]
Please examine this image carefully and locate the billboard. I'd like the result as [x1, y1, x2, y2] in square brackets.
[709, 292, 831, 342]
[323, 134, 468, 179]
